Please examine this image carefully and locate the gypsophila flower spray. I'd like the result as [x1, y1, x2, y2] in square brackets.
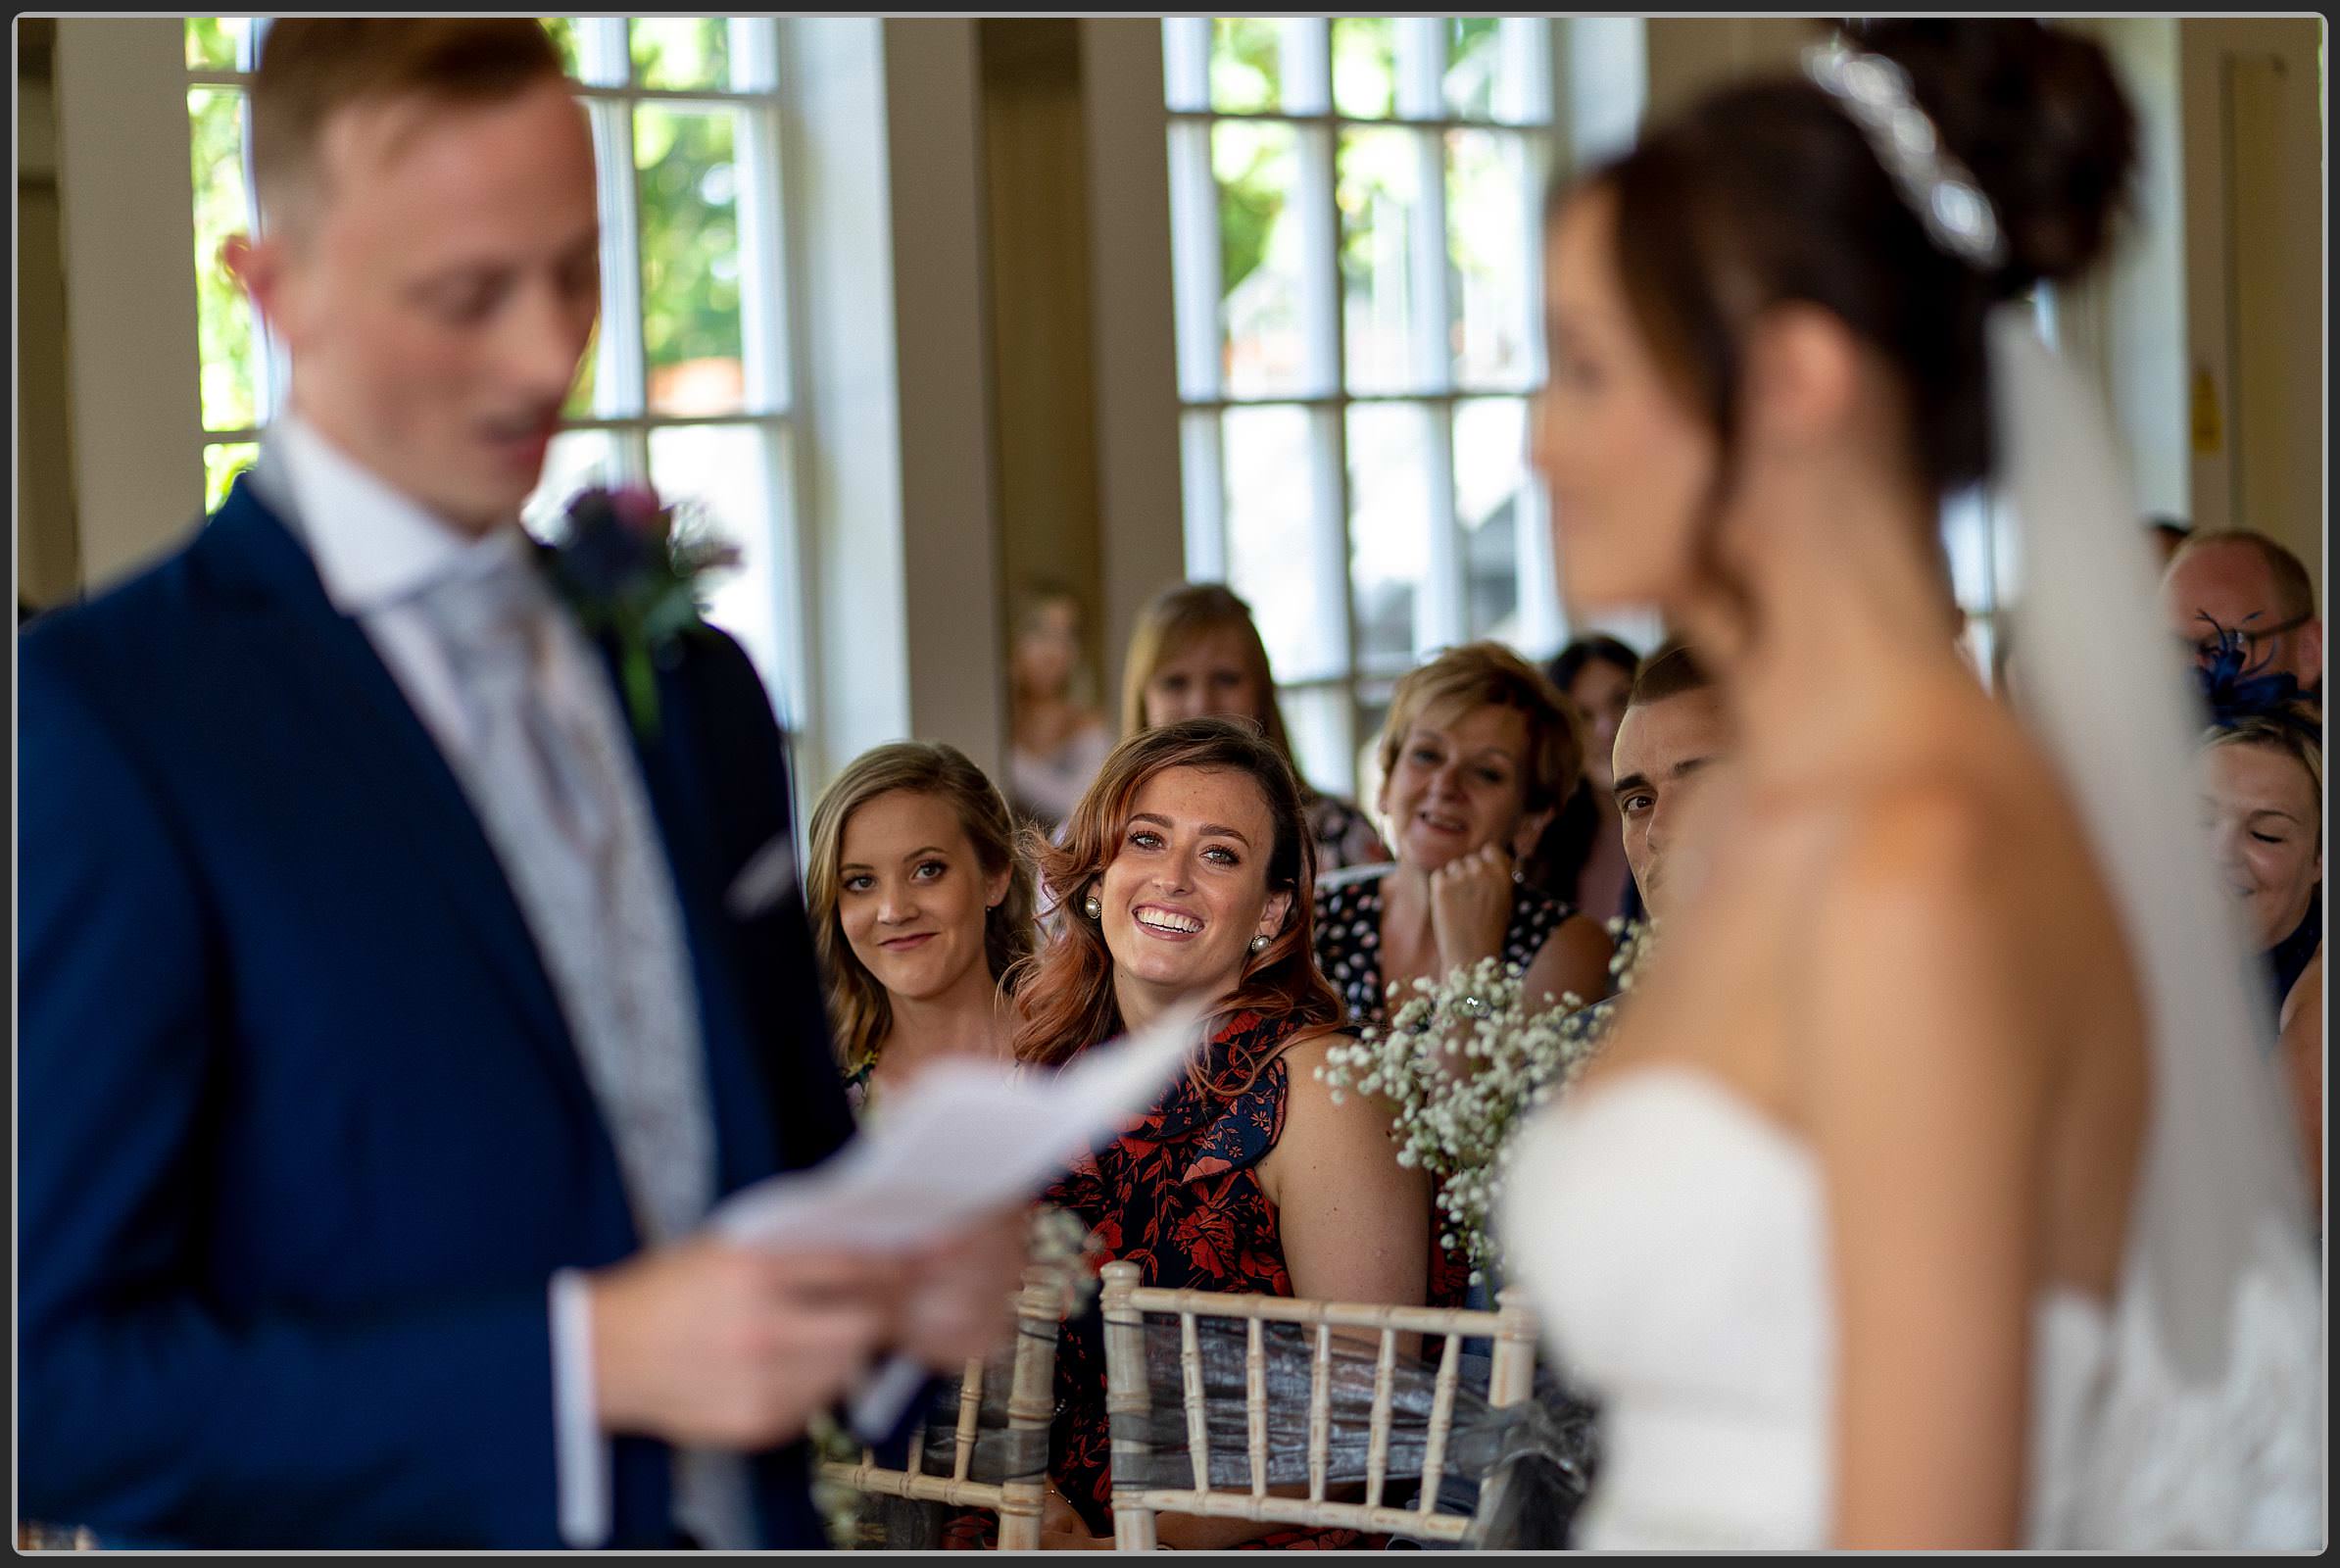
[1316, 918, 1659, 1283]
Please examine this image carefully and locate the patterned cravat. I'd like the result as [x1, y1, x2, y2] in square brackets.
[418, 550, 754, 1549]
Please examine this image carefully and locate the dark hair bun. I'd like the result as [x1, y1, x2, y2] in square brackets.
[1854, 20, 2136, 293]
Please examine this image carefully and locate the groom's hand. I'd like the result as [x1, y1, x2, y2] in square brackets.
[892, 1205, 1029, 1370]
[587, 1237, 903, 1449]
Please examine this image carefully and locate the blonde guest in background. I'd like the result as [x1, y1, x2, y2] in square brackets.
[1315, 644, 1615, 1029]
[807, 743, 1037, 1116]
[1006, 582, 1114, 831]
[1122, 582, 1389, 872]
[2199, 716, 2323, 1218]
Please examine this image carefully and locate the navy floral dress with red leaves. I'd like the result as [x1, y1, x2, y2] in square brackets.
[944, 1008, 1378, 1550]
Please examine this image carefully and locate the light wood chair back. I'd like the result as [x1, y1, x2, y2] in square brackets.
[1097, 1259, 1539, 1549]
[817, 1264, 1062, 1549]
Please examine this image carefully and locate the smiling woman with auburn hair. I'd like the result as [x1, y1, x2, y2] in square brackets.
[990, 718, 1428, 1551]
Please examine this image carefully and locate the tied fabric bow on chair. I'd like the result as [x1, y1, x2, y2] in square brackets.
[868, 1312, 1598, 1549]
[1446, 1382, 1601, 1549]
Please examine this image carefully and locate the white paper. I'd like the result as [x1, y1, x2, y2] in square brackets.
[709, 1001, 1206, 1251]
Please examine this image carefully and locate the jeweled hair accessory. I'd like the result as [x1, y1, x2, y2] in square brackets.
[1803, 34, 2009, 273]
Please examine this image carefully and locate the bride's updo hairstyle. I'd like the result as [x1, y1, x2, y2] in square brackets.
[1577, 19, 2136, 509]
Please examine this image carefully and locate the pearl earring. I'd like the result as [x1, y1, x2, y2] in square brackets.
[1249, 934, 1272, 954]
[1083, 893, 1102, 920]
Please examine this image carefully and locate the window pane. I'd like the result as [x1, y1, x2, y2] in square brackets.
[1447, 129, 1534, 390]
[1210, 18, 1285, 114]
[1216, 121, 1310, 400]
[1162, 18, 1211, 113]
[648, 423, 787, 709]
[1354, 677, 1399, 832]
[203, 441, 257, 513]
[1962, 614, 1998, 691]
[541, 17, 582, 77]
[1331, 19, 1396, 120]
[636, 105, 745, 417]
[522, 428, 625, 540]
[1214, 122, 1304, 397]
[1279, 683, 1356, 801]
[1444, 18, 1505, 119]
[1348, 402, 1437, 671]
[1179, 409, 1227, 580]
[1338, 127, 1426, 396]
[1941, 488, 1993, 612]
[1990, 495, 2023, 607]
[1224, 406, 1339, 683]
[189, 86, 259, 434]
[1457, 398, 1528, 643]
[632, 17, 730, 92]
[185, 17, 250, 72]
[563, 321, 601, 419]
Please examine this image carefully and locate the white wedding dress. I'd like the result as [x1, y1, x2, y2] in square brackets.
[1502, 1063, 2324, 1549]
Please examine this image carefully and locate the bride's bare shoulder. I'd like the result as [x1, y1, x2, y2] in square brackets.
[1800, 775, 2052, 1005]
[1810, 774, 2014, 906]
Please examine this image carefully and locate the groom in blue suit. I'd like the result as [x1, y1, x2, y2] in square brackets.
[20, 19, 1013, 1549]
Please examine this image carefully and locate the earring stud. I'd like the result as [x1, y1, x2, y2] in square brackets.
[1083, 893, 1102, 920]
[1249, 934, 1272, 954]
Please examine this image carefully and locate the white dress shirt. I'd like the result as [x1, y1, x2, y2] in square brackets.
[268, 414, 713, 1548]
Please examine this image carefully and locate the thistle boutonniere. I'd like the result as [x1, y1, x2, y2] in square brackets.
[545, 483, 740, 740]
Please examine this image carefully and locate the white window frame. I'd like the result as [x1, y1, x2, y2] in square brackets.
[180, 16, 815, 734]
[1161, 17, 1567, 799]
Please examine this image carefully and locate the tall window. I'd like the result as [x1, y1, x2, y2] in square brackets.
[181, 17, 808, 725]
[1163, 18, 1561, 799]
[1941, 290, 2060, 689]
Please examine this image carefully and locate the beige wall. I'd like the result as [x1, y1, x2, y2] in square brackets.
[1642, 17, 1825, 121]
[2179, 18, 2323, 598]
[48, 20, 209, 589]
[1077, 20, 1186, 725]
[2067, 18, 2193, 520]
[17, 69, 78, 610]
[786, 18, 1007, 795]
[980, 21, 1108, 714]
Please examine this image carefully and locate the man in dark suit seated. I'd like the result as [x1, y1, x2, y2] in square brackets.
[20, 19, 1017, 1548]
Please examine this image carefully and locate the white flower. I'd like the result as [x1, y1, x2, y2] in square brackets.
[1328, 928, 1658, 1276]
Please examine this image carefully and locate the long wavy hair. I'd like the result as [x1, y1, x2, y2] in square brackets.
[1120, 584, 1297, 761]
[806, 742, 1038, 1075]
[1008, 717, 1340, 1096]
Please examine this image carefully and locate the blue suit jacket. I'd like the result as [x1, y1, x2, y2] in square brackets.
[19, 477, 858, 1547]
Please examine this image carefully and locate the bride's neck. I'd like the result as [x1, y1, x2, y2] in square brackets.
[1683, 470, 1974, 793]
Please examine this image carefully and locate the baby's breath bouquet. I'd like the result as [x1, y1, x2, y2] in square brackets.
[1317, 919, 1658, 1284]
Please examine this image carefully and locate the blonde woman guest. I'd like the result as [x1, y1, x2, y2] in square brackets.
[1006, 583, 1113, 830]
[1313, 643, 1615, 1307]
[806, 743, 1038, 1115]
[1315, 643, 1615, 1028]
[2200, 715, 2323, 1217]
[1121, 583, 1389, 872]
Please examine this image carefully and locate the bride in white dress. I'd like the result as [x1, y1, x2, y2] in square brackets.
[1499, 21, 2321, 1549]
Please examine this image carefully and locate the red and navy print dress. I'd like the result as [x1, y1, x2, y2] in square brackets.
[946, 1007, 1375, 1550]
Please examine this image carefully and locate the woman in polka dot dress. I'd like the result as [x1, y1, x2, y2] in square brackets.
[1313, 643, 1615, 1306]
